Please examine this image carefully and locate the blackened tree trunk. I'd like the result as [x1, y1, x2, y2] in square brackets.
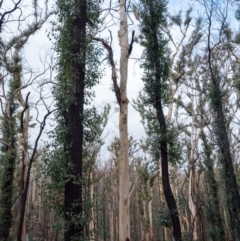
[64, 0, 86, 240]
[139, 0, 182, 240]
[0, 97, 16, 241]
[155, 99, 182, 241]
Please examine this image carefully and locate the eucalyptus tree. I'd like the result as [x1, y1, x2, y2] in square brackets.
[200, 0, 240, 238]
[181, 53, 226, 240]
[138, 0, 182, 239]
[133, 6, 206, 239]
[162, 10, 204, 239]
[0, 1, 53, 240]
[0, 3, 23, 238]
[53, 0, 102, 240]
[93, 0, 135, 239]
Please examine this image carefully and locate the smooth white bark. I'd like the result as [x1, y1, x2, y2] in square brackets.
[118, 0, 130, 240]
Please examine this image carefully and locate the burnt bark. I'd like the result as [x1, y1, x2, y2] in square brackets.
[155, 97, 182, 241]
[63, 0, 86, 240]
[146, 2, 182, 239]
[0, 98, 16, 241]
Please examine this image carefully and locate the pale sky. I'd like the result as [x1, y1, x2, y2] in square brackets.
[2, 0, 239, 155]
[0, 0, 207, 149]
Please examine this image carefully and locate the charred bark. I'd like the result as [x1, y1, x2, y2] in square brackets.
[145, 1, 182, 239]
[63, 0, 86, 240]
[0, 98, 16, 241]
[155, 97, 182, 241]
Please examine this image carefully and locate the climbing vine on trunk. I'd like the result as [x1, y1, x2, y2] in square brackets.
[139, 0, 182, 240]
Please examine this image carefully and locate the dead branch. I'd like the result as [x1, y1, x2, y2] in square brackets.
[93, 36, 121, 105]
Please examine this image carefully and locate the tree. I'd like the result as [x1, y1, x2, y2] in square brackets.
[202, 0, 240, 238]
[0, 74, 18, 241]
[0, 2, 22, 239]
[0, 2, 53, 240]
[138, 0, 182, 239]
[54, 0, 102, 240]
[93, 0, 134, 239]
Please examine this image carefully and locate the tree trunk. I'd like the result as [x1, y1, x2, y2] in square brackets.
[148, 197, 153, 241]
[0, 99, 16, 240]
[38, 178, 43, 225]
[188, 117, 198, 240]
[206, 13, 240, 236]
[118, 0, 130, 240]
[201, 131, 225, 241]
[139, 0, 182, 238]
[159, 166, 171, 241]
[90, 172, 95, 241]
[208, 57, 240, 239]
[188, 164, 198, 240]
[64, 0, 86, 238]
[197, 184, 207, 241]
[156, 98, 182, 241]
[16, 66, 30, 241]
[3, 47, 30, 241]
[109, 192, 114, 241]
[188, 80, 199, 241]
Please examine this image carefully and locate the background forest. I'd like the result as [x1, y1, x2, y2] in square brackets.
[1, 0, 240, 241]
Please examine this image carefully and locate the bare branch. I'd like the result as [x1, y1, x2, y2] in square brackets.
[20, 92, 30, 131]
[0, 139, 10, 147]
[0, 0, 22, 32]
[93, 37, 121, 105]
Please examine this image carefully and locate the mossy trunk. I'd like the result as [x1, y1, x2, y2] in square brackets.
[0, 97, 16, 240]
[201, 131, 225, 241]
[208, 66, 240, 239]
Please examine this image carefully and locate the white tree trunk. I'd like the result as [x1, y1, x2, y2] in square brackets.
[188, 91, 198, 241]
[118, 0, 130, 240]
[189, 164, 198, 240]
[148, 197, 153, 241]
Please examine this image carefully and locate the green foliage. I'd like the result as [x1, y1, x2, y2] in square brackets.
[43, 0, 104, 238]
[156, 205, 172, 228]
[135, 0, 182, 168]
[167, 125, 182, 166]
[0, 77, 18, 240]
[139, 0, 170, 106]
[134, 92, 182, 167]
[182, 232, 192, 241]
[84, 107, 104, 143]
[52, 0, 103, 107]
[44, 102, 108, 236]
